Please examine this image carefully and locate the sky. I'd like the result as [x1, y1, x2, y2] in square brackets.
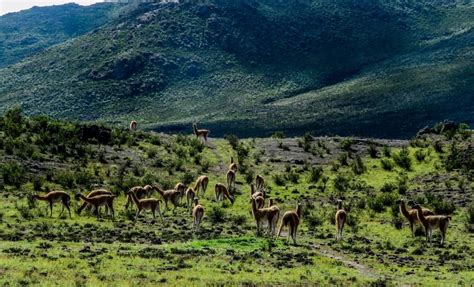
[0, 0, 101, 15]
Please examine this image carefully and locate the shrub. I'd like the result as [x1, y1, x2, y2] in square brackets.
[380, 182, 396, 193]
[208, 206, 225, 223]
[308, 166, 323, 183]
[393, 148, 411, 170]
[346, 213, 360, 233]
[338, 153, 349, 166]
[351, 155, 365, 175]
[368, 193, 398, 213]
[340, 139, 353, 151]
[285, 168, 300, 184]
[396, 174, 408, 195]
[380, 158, 394, 171]
[382, 146, 391, 157]
[368, 144, 378, 158]
[32, 176, 44, 191]
[306, 211, 325, 233]
[225, 134, 239, 150]
[433, 141, 444, 153]
[16, 203, 33, 219]
[1, 161, 27, 188]
[414, 149, 426, 162]
[181, 171, 195, 186]
[272, 173, 286, 186]
[271, 132, 284, 139]
[245, 169, 255, 185]
[55, 170, 76, 188]
[467, 203, 474, 225]
[334, 173, 350, 193]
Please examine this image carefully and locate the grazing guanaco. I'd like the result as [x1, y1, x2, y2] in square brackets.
[413, 204, 451, 245]
[155, 185, 182, 212]
[125, 186, 148, 209]
[75, 193, 116, 219]
[226, 169, 236, 193]
[278, 202, 303, 244]
[335, 200, 346, 241]
[399, 200, 434, 237]
[192, 123, 210, 141]
[33, 191, 71, 218]
[127, 190, 164, 222]
[251, 197, 280, 236]
[185, 187, 197, 213]
[215, 183, 235, 204]
[130, 120, 137, 131]
[192, 198, 204, 232]
[255, 174, 265, 191]
[174, 182, 186, 203]
[77, 189, 112, 215]
[229, 157, 238, 173]
[194, 175, 209, 197]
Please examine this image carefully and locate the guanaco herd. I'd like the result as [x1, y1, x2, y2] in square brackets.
[31, 122, 453, 246]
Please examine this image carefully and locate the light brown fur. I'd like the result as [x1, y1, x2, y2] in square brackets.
[226, 169, 236, 193]
[186, 187, 197, 213]
[414, 204, 451, 245]
[255, 174, 265, 191]
[192, 123, 210, 141]
[129, 120, 137, 131]
[229, 157, 238, 173]
[399, 200, 434, 237]
[215, 183, 235, 204]
[194, 175, 209, 197]
[155, 185, 182, 212]
[125, 186, 148, 209]
[251, 197, 280, 237]
[278, 203, 302, 244]
[335, 200, 346, 241]
[33, 191, 71, 218]
[75, 193, 116, 219]
[192, 198, 204, 232]
[128, 191, 164, 222]
[77, 189, 112, 215]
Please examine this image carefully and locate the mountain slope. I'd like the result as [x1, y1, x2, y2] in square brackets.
[0, 3, 119, 67]
[0, 0, 472, 138]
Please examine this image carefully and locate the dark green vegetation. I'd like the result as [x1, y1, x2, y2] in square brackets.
[0, 0, 473, 138]
[0, 3, 120, 68]
[1, 109, 473, 285]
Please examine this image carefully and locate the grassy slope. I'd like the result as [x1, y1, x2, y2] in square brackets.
[0, 1, 472, 138]
[0, 113, 473, 285]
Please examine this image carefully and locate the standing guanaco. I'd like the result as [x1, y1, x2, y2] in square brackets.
[194, 175, 209, 197]
[130, 120, 137, 131]
[335, 199, 346, 241]
[127, 190, 164, 222]
[255, 175, 265, 192]
[192, 123, 210, 141]
[229, 157, 238, 173]
[251, 197, 280, 237]
[75, 193, 116, 219]
[77, 189, 112, 215]
[399, 200, 434, 237]
[185, 187, 197, 213]
[215, 183, 235, 204]
[250, 184, 264, 203]
[226, 169, 236, 193]
[278, 202, 303, 245]
[192, 198, 204, 232]
[33, 191, 71, 218]
[413, 204, 451, 245]
[155, 185, 182, 212]
[174, 182, 186, 203]
[125, 186, 148, 209]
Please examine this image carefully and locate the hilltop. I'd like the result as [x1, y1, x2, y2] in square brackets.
[0, 0, 473, 137]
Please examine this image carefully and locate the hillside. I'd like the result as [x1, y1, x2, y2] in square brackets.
[0, 0, 473, 138]
[0, 109, 473, 285]
[0, 3, 119, 67]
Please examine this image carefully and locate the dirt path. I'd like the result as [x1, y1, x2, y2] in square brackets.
[309, 243, 379, 278]
[207, 138, 228, 174]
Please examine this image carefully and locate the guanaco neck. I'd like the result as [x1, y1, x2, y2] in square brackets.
[193, 124, 198, 134]
[399, 201, 411, 219]
[230, 156, 234, 164]
[414, 206, 428, 225]
[129, 192, 140, 206]
[250, 184, 255, 196]
[296, 205, 302, 218]
[34, 195, 49, 201]
[337, 201, 343, 211]
[155, 186, 165, 196]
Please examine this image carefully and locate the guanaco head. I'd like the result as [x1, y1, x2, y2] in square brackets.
[337, 199, 343, 210]
[229, 194, 235, 205]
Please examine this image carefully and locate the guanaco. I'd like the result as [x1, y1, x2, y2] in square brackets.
[77, 189, 112, 215]
[174, 182, 186, 203]
[413, 204, 451, 245]
[185, 187, 197, 213]
[33, 191, 71, 218]
[250, 184, 264, 202]
[229, 156, 238, 173]
[130, 120, 137, 131]
[194, 175, 209, 197]
[335, 200, 346, 241]
[268, 198, 274, 207]
[399, 200, 434, 237]
[215, 183, 235, 204]
[192, 197, 204, 232]
[226, 169, 236, 193]
[125, 186, 148, 209]
[155, 185, 182, 212]
[192, 123, 210, 141]
[75, 193, 116, 219]
[278, 202, 303, 244]
[255, 174, 265, 191]
[127, 190, 164, 222]
[251, 197, 280, 237]
[254, 195, 265, 209]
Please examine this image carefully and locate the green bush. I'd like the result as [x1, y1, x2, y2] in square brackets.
[208, 206, 225, 223]
[382, 146, 391, 157]
[380, 158, 394, 171]
[306, 211, 325, 233]
[340, 138, 353, 151]
[351, 155, 366, 175]
[467, 203, 474, 225]
[271, 132, 284, 139]
[334, 173, 350, 193]
[368, 144, 378, 158]
[414, 149, 426, 162]
[55, 170, 75, 188]
[308, 166, 323, 183]
[224, 134, 239, 150]
[272, 173, 286, 186]
[1, 161, 27, 188]
[15, 203, 33, 219]
[285, 168, 300, 184]
[393, 148, 411, 170]
[380, 182, 396, 193]
[338, 153, 349, 166]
